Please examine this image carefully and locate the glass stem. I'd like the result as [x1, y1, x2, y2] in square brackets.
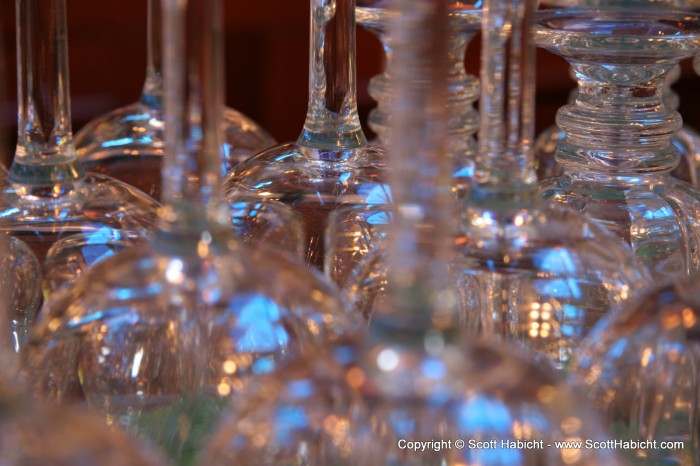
[11, 0, 85, 187]
[471, 0, 537, 204]
[556, 64, 679, 175]
[367, 20, 479, 168]
[140, 0, 163, 108]
[297, 0, 367, 150]
[159, 0, 229, 233]
[369, 0, 454, 337]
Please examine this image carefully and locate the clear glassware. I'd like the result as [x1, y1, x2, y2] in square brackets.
[0, 234, 168, 466]
[0, 0, 159, 300]
[324, 0, 480, 287]
[356, 0, 479, 195]
[568, 273, 700, 464]
[224, 0, 388, 277]
[200, 1, 622, 463]
[73, 0, 276, 201]
[22, 0, 353, 464]
[537, 9, 700, 280]
[347, 0, 650, 373]
[535, 65, 700, 187]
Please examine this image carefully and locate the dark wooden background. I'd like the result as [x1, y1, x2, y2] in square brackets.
[1, 0, 699, 166]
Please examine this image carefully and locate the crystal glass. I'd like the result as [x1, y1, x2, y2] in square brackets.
[73, 0, 275, 200]
[535, 0, 700, 185]
[0, 234, 168, 466]
[537, 9, 700, 280]
[224, 0, 388, 276]
[535, 59, 700, 187]
[200, 1, 622, 463]
[0, 0, 159, 301]
[356, 0, 479, 195]
[348, 0, 651, 373]
[324, 0, 480, 286]
[22, 0, 352, 464]
[569, 274, 700, 464]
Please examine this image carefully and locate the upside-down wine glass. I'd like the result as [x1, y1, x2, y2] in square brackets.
[356, 0, 479, 194]
[22, 0, 352, 463]
[0, 233, 169, 466]
[199, 0, 622, 464]
[0, 0, 159, 303]
[324, 0, 480, 288]
[347, 0, 649, 372]
[73, 0, 275, 200]
[534, 0, 700, 187]
[224, 0, 388, 276]
[537, 8, 700, 280]
[569, 271, 700, 464]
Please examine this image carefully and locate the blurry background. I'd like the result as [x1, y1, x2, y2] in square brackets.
[0, 0, 699, 166]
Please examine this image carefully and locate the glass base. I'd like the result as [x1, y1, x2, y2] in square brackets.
[75, 102, 276, 200]
[348, 203, 650, 372]
[0, 172, 159, 294]
[225, 142, 388, 271]
[199, 336, 621, 465]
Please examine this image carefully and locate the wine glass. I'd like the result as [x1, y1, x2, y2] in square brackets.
[569, 273, 700, 464]
[223, 0, 388, 276]
[534, 8, 700, 187]
[200, 1, 622, 463]
[347, 0, 651, 374]
[73, 0, 276, 200]
[0, 0, 159, 302]
[22, 0, 354, 464]
[356, 0, 479, 195]
[537, 9, 700, 280]
[324, 0, 479, 287]
[0, 233, 168, 466]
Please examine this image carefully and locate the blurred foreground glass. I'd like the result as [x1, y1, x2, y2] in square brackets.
[325, 0, 480, 287]
[347, 0, 650, 372]
[74, 0, 275, 200]
[0, 233, 168, 466]
[22, 0, 352, 463]
[537, 9, 700, 279]
[224, 0, 388, 277]
[199, 0, 621, 464]
[0, 0, 159, 309]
